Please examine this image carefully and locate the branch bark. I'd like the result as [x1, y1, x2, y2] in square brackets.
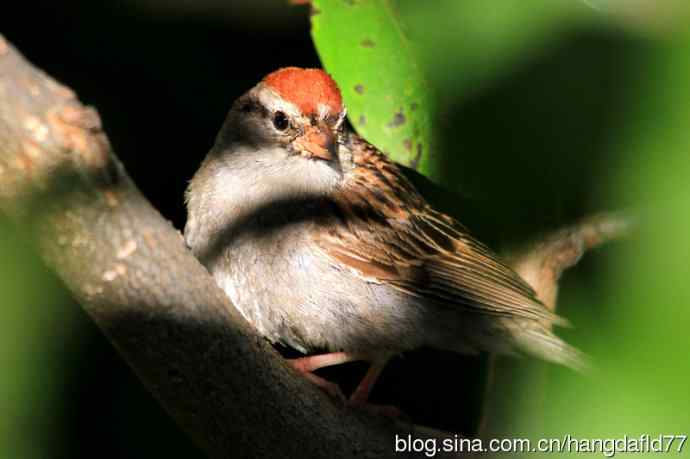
[0, 35, 629, 458]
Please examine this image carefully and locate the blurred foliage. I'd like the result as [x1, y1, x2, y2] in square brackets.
[398, 0, 586, 97]
[311, 0, 436, 178]
[542, 28, 690, 448]
[0, 222, 69, 458]
[482, 25, 690, 456]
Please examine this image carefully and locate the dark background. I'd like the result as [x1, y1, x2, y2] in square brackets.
[1, 1, 656, 458]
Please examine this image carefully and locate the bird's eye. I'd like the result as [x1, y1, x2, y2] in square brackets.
[273, 111, 289, 131]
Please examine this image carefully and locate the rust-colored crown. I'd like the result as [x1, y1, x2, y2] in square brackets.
[262, 67, 343, 116]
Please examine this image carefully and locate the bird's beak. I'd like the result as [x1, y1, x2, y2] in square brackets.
[293, 121, 336, 162]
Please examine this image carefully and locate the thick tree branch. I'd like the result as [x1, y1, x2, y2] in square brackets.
[0, 35, 630, 457]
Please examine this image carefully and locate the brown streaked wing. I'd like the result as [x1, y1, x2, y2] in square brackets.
[312, 136, 562, 325]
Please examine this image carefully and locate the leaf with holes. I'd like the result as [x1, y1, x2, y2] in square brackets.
[310, 0, 437, 179]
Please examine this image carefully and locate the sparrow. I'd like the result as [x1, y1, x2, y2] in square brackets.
[184, 67, 585, 408]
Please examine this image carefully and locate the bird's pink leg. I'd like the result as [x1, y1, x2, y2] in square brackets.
[289, 352, 403, 418]
[289, 351, 363, 373]
[349, 359, 386, 404]
[349, 357, 403, 418]
[288, 352, 364, 401]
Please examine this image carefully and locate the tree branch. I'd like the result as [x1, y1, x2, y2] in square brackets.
[509, 213, 631, 311]
[0, 35, 630, 458]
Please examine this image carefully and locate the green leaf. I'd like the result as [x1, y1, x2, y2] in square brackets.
[310, 0, 438, 180]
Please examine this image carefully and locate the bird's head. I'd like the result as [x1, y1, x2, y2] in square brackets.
[221, 67, 347, 166]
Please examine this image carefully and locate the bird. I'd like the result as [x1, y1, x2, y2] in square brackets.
[184, 67, 585, 411]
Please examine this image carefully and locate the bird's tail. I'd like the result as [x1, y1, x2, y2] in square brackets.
[514, 328, 590, 373]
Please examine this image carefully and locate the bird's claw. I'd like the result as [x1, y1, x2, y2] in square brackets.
[301, 371, 347, 405]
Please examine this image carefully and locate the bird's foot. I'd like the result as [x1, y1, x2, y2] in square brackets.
[301, 371, 346, 403]
[288, 352, 361, 404]
[346, 356, 408, 420]
[287, 351, 402, 417]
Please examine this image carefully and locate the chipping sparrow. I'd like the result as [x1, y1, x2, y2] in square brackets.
[185, 67, 585, 406]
